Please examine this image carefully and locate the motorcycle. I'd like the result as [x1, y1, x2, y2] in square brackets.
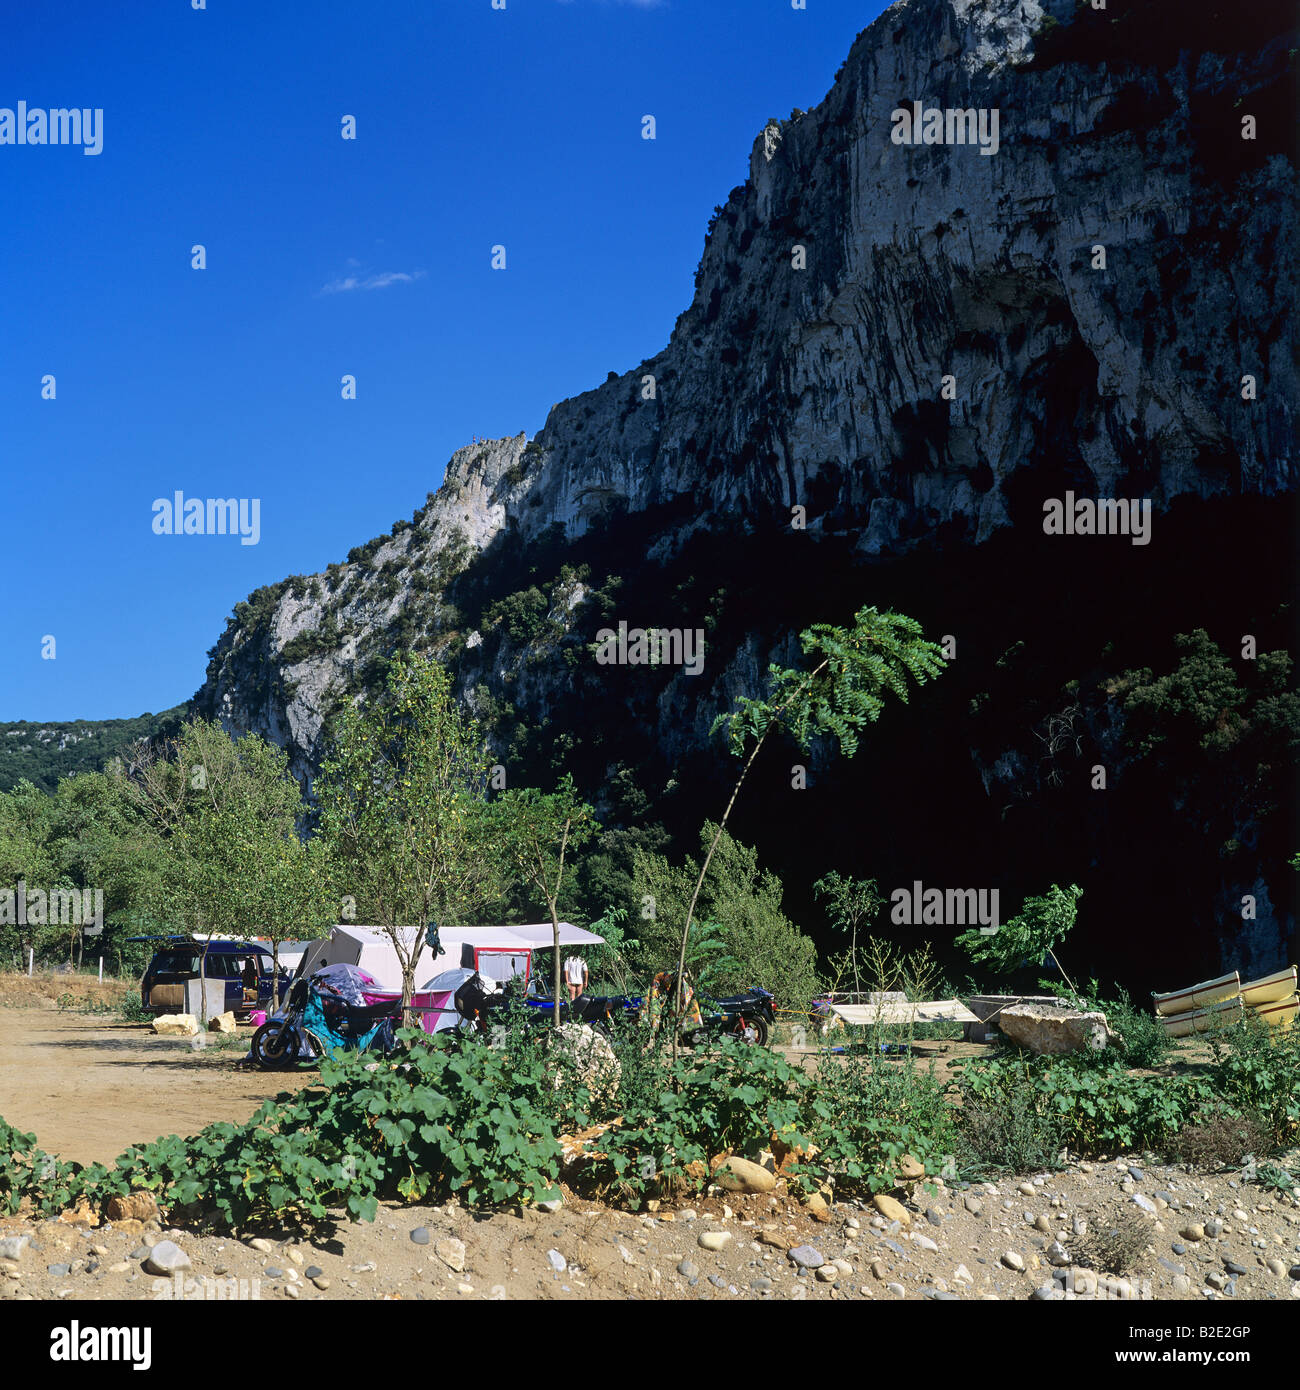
[688, 986, 775, 1047]
[250, 966, 402, 1069]
[644, 971, 774, 1047]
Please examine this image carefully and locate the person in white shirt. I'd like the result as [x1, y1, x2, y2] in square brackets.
[564, 954, 588, 1001]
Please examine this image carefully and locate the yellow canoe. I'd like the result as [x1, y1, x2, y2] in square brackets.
[1160, 996, 1244, 1037]
[1241, 966, 1298, 1009]
[1253, 993, 1298, 1031]
[1153, 971, 1241, 1017]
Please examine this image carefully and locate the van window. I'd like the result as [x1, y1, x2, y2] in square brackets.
[152, 952, 201, 975]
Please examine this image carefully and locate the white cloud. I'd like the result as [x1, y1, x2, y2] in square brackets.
[319, 269, 426, 295]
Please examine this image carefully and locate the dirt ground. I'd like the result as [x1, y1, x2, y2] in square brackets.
[2, 983, 1297, 1305]
[0, 1000, 282, 1165]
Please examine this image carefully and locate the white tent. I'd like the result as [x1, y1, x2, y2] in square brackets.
[293, 923, 604, 994]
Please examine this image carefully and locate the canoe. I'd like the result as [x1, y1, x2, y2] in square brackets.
[1152, 971, 1240, 1017]
[1240, 966, 1297, 1009]
[1159, 996, 1244, 1037]
[1253, 993, 1298, 1031]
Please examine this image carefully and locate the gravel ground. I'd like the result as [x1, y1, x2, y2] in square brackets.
[3, 1154, 1299, 1303]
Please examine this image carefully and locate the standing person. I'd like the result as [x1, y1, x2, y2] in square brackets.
[564, 952, 588, 1001]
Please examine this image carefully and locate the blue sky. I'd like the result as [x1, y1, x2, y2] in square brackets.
[0, 0, 885, 721]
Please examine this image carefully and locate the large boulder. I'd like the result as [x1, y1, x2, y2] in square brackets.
[714, 1156, 777, 1195]
[152, 1013, 199, 1037]
[997, 1002, 1116, 1055]
[208, 1011, 237, 1034]
[549, 1023, 621, 1103]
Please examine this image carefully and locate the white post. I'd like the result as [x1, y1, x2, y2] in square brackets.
[98, 955, 104, 984]
[27, 947, 33, 977]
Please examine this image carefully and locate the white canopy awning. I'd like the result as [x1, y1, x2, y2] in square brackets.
[829, 998, 979, 1026]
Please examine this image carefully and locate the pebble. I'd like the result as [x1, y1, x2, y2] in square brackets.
[926, 1289, 960, 1300]
[436, 1239, 466, 1273]
[751, 1277, 772, 1292]
[963, 1196, 983, 1217]
[926, 1209, 943, 1227]
[886, 1282, 906, 1296]
[1033, 1215, 1052, 1234]
[912, 1235, 939, 1254]
[264, 1267, 285, 1279]
[677, 1259, 699, 1278]
[536, 1197, 564, 1215]
[788, 1245, 824, 1269]
[248, 1238, 274, 1254]
[47, 1264, 71, 1278]
[1173, 1274, 1193, 1294]
[1017, 1183, 1035, 1197]
[0, 1238, 28, 1261]
[284, 1284, 300, 1300]
[870, 1260, 886, 1281]
[1072, 1217, 1087, 1237]
[304, 1266, 323, 1280]
[1223, 1259, 1248, 1276]
[1181, 1224, 1205, 1242]
[410, 1227, 430, 1246]
[1046, 1242, 1070, 1267]
[456, 1283, 474, 1295]
[815, 1266, 837, 1283]
[547, 1250, 566, 1273]
[143, 1241, 191, 1276]
[1132, 1195, 1158, 1215]
[1265, 1258, 1286, 1277]
[1206, 1219, 1224, 1238]
[1128, 1166, 1145, 1183]
[1001, 1251, 1024, 1271]
[698, 1232, 731, 1252]
[1172, 1244, 1186, 1256]
[1206, 1271, 1227, 1290]
[953, 1264, 973, 1284]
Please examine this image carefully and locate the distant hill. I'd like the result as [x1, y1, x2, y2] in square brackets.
[0, 707, 189, 793]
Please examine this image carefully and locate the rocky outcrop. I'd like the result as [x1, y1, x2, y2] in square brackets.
[997, 1001, 1118, 1054]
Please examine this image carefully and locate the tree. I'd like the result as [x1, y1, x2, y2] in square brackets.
[314, 653, 502, 1016]
[108, 718, 317, 1020]
[671, 606, 947, 1055]
[955, 882, 1083, 992]
[813, 870, 884, 1000]
[0, 780, 57, 967]
[488, 775, 595, 1026]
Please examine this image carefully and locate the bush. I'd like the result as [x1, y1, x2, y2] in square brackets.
[953, 1052, 1212, 1156]
[957, 1081, 1066, 1176]
[1073, 1201, 1150, 1276]
[1206, 1017, 1300, 1146]
[799, 1050, 961, 1196]
[1166, 1107, 1271, 1171]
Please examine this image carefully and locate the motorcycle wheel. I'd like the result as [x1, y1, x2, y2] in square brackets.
[251, 1020, 300, 1069]
[733, 1015, 769, 1046]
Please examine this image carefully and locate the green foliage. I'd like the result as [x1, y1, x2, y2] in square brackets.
[484, 587, 548, 645]
[628, 825, 821, 1013]
[1206, 1014, 1300, 1146]
[798, 1050, 961, 1196]
[315, 652, 503, 1007]
[956, 883, 1082, 981]
[813, 871, 883, 997]
[0, 709, 187, 795]
[713, 606, 948, 760]
[953, 1052, 1212, 1155]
